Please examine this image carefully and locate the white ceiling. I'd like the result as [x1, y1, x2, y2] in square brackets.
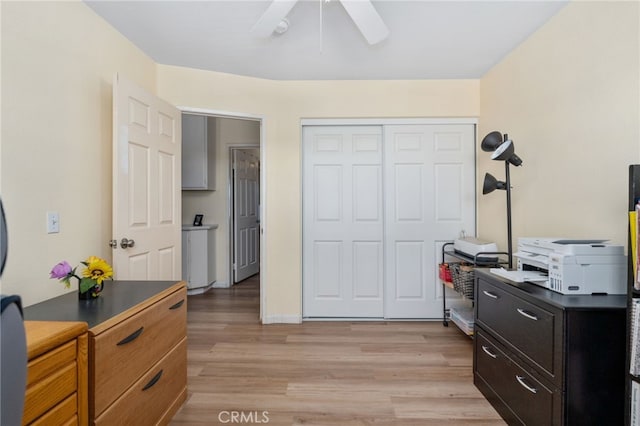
[85, 0, 568, 80]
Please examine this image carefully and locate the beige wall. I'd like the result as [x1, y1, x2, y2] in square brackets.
[1, 2, 157, 305]
[158, 66, 480, 320]
[6, 0, 632, 321]
[479, 1, 640, 254]
[182, 117, 260, 286]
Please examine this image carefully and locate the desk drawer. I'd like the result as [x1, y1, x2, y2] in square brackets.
[92, 287, 187, 416]
[23, 362, 77, 424]
[31, 393, 77, 426]
[475, 329, 558, 425]
[95, 338, 187, 426]
[476, 278, 560, 381]
[24, 340, 77, 424]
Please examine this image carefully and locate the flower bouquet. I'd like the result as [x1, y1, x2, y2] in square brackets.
[50, 256, 113, 299]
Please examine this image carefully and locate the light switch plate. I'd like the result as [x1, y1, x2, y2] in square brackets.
[47, 211, 60, 234]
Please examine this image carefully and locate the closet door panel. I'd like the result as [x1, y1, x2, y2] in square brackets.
[303, 126, 384, 318]
[312, 241, 343, 298]
[384, 124, 475, 319]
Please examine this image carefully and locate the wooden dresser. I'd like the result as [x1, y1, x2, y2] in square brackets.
[23, 321, 88, 425]
[474, 269, 626, 425]
[24, 280, 187, 425]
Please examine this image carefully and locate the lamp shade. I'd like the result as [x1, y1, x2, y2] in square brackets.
[481, 131, 504, 152]
[482, 173, 507, 195]
[491, 139, 523, 166]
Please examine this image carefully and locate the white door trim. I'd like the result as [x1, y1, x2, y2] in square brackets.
[301, 117, 478, 126]
[179, 106, 267, 323]
[179, 107, 263, 122]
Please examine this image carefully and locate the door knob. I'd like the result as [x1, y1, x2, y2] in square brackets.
[108, 239, 118, 249]
[120, 238, 135, 249]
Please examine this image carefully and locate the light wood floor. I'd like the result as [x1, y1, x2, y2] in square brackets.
[170, 275, 505, 426]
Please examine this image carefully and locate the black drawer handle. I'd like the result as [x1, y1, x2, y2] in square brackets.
[516, 375, 538, 394]
[517, 308, 538, 321]
[117, 326, 144, 346]
[482, 290, 499, 299]
[169, 299, 185, 310]
[142, 369, 163, 391]
[481, 345, 497, 359]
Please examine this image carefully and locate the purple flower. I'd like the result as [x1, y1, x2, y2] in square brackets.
[50, 261, 72, 279]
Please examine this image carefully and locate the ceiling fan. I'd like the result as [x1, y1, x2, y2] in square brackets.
[251, 0, 390, 45]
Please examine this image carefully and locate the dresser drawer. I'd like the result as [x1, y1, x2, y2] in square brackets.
[26, 340, 76, 386]
[94, 337, 187, 426]
[476, 277, 561, 381]
[30, 393, 77, 426]
[92, 287, 187, 416]
[475, 329, 560, 425]
[24, 339, 78, 424]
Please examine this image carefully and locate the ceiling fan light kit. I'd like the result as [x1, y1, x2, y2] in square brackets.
[251, 0, 389, 45]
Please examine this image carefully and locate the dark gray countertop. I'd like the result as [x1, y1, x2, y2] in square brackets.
[24, 280, 181, 329]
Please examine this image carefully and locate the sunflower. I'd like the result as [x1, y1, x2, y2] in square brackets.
[82, 256, 114, 284]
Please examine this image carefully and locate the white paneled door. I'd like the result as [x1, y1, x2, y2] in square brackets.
[303, 126, 384, 317]
[383, 124, 476, 318]
[302, 122, 475, 319]
[112, 73, 182, 280]
[233, 149, 260, 283]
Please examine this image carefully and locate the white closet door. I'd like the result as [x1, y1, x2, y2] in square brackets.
[384, 124, 475, 318]
[303, 126, 384, 318]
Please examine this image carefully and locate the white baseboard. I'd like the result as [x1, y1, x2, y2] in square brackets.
[212, 281, 229, 288]
[186, 282, 215, 295]
[261, 314, 302, 324]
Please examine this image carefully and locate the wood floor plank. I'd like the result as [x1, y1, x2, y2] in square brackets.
[170, 275, 505, 425]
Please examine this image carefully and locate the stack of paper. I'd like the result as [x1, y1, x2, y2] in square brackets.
[489, 268, 548, 283]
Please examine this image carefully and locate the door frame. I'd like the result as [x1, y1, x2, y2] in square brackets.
[180, 106, 266, 322]
[300, 117, 478, 320]
[229, 145, 261, 285]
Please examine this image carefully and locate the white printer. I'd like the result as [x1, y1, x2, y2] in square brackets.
[515, 237, 627, 295]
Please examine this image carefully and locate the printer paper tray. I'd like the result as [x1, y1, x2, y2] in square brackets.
[514, 251, 548, 270]
[490, 268, 548, 283]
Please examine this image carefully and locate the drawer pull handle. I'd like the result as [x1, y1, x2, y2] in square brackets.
[117, 326, 144, 346]
[481, 345, 497, 359]
[482, 290, 499, 299]
[169, 299, 185, 310]
[516, 375, 538, 394]
[517, 308, 538, 321]
[142, 369, 163, 391]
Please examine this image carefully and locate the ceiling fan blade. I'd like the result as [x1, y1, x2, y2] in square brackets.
[339, 0, 389, 45]
[251, 0, 299, 38]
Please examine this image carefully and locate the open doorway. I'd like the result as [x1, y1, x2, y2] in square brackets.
[180, 107, 264, 320]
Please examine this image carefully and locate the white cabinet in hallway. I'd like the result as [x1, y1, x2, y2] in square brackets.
[182, 114, 216, 190]
[182, 225, 217, 294]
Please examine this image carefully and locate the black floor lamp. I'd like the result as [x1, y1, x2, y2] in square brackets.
[481, 131, 523, 269]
